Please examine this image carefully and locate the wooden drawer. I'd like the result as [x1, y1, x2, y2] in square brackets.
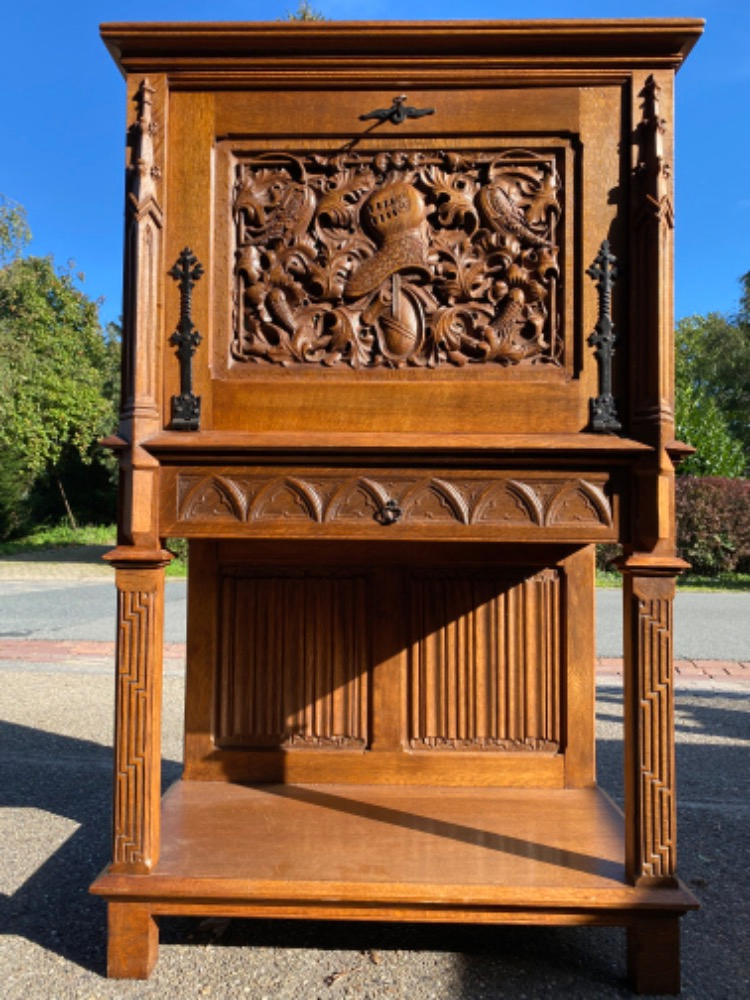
[159, 465, 619, 542]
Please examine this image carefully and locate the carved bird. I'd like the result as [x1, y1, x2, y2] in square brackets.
[478, 183, 549, 249]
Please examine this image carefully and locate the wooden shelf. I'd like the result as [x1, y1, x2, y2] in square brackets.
[92, 781, 697, 920]
[142, 430, 653, 463]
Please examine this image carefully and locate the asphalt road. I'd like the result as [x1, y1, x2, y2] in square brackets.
[1, 578, 748, 660]
[2, 649, 748, 999]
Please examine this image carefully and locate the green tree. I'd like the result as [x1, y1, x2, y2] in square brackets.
[675, 381, 745, 476]
[0, 244, 119, 537]
[675, 273, 750, 475]
[0, 196, 31, 265]
[285, 2, 325, 21]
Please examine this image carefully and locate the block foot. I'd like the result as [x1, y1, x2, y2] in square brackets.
[627, 915, 681, 994]
[107, 902, 159, 979]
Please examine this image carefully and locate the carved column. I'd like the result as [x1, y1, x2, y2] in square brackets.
[621, 559, 685, 886]
[108, 554, 170, 874]
[629, 73, 679, 556]
[116, 76, 166, 550]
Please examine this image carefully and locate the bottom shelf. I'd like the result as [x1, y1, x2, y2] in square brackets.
[92, 781, 697, 922]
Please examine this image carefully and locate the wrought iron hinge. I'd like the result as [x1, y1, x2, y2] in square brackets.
[168, 247, 203, 431]
[586, 240, 622, 434]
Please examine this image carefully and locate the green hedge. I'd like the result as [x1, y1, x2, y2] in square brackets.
[676, 476, 750, 575]
[596, 477, 750, 578]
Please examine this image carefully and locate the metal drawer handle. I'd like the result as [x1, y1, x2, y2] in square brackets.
[374, 499, 402, 525]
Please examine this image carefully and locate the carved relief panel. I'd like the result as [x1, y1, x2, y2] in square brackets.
[227, 146, 570, 372]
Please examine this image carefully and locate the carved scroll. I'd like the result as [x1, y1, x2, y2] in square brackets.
[408, 569, 561, 750]
[232, 148, 562, 369]
[216, 571, 369, 748]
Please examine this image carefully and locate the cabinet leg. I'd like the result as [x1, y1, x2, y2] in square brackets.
[627, 915, 681, 994]
[107, 903, 159, 979]
[110, 562, 167, 873]
[621, 566, 679, 883]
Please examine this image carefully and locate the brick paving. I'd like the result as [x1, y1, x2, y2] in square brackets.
[0, 638, 185, 665]
[1, 637, 748, 684]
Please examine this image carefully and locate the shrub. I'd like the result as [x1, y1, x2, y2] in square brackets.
[676, 476, 750, 575]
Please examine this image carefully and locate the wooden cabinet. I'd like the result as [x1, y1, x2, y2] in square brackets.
[92, 19, 703, 992]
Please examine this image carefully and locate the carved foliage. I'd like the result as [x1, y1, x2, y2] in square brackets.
[232, 149, 562, 369]
[216, 571, 369, 748]
[408, 569, 561, 750]
[176, 472, 612, 531]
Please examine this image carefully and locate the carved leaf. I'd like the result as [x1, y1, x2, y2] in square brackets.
[317, 167, 377, 229]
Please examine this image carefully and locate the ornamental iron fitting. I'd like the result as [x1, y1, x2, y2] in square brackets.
[168, 247, 204, 431]
[586, 240, 622, 434]
[374, 498, 403, 526]
[359, 95, 435, 126]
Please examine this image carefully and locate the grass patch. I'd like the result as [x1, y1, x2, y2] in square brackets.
[164, 538, 188, 577]
[0, 525, 190, 576]
[2, 530, 748, 590]
[596, 568, 750, 591]
[678, 572, 750, 592]
[0, 523, 116, 555]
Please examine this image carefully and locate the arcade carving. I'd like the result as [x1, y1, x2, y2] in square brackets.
[232, 149, 563, 369]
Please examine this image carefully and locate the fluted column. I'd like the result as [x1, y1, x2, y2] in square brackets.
[621, 558, 685, 886]
[108, 552, 170, 874]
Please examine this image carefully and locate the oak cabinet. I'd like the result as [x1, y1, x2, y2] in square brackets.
[92, 19, 702, 992]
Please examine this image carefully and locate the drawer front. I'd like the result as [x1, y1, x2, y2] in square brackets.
[160, 466, 619, 542]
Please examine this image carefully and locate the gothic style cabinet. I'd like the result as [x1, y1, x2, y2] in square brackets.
[93, 20, 702, 992]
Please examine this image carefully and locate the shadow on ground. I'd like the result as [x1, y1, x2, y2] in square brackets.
[1, 688, 748, 997]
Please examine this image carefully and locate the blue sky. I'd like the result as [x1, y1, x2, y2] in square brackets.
[2, 1, 747, 327]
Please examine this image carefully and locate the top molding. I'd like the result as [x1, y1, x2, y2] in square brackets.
[101, 19, 704, 77]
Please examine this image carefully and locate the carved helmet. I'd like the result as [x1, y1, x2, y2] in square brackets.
[345, 181, 429, 298]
